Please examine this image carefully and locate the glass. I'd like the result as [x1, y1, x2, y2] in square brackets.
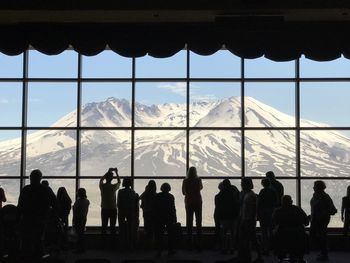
[301, 179, 349, 227]
[81, 83, 132, 127]
[0, 83, 22, 127]
[245, 130, 296, 177]
[245, 57, 295, 78]
[28, 50, 78, 78]
[27, 83, 77, 127]
[0, 53, 23, 78]
[300, 56, 350, 78]
[80, 130, 131, 177]
[301, 82, 350, 127]
[26, 129, 76, 177]
[189, 130, 241, 176]
[134, 130, 186, 177]
[190, 50, 241, 78]
[135, 82, 187, 127]
[0, 179, 20, 205]
[300, 131, 350, 177]
[82, 51, 132, 78]
[245, 83, 295, 127]
[190, 82, 241, 127]
[0, 130, 21, 177]
[136, 51, 186, 78]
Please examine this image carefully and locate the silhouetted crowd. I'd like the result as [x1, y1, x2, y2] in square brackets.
[0, 167, 348, 263]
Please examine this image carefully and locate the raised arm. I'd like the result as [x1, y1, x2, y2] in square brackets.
[342, 197, 345, 221]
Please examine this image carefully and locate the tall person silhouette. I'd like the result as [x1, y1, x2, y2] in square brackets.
[0, 184, 6, 208]
[140, 180, 157, 244]
[266, 171, 284, 207]
[342, 186, 350, 236]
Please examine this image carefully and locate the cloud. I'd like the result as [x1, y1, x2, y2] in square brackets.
[0, 99, 9, 104]
[191, 94, 218, 102]
[158, 82, 186, 96]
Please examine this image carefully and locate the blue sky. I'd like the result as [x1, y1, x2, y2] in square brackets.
[1, 51, 350, 140]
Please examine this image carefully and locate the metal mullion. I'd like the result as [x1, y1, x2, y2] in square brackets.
[241, 58, 245, 178]
[186, 49, 190, 175]
[131, 57, 136, 188]
[296, 59, 301, 207]
[76, 54, 82, 196]
[20, 51, 28, 189]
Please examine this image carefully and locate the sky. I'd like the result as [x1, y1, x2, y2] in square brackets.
[1, 50, 350, 140]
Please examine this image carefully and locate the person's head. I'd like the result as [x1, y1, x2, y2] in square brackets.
[77, 188, 87, 199]
[105, 171, 113, 183]
[41, 180, 49, 187]
[222, 179, 231, 190]
[218, 182, 224, 191]
[30, 169, 42, 185]
[187, 166, 198, 179]
[347, 186, 350, 197]
[160, 183, 171, 193]
[261, 178, 270, 188]
[241, 177, 254, 191]
[313, 180, 326, 193]
[122, 178, 132, 188]
[147, 180, 157, 193]
[266, 171, 275, 180]
[57, 187, 68, 199]
[281, 195, 293, 207]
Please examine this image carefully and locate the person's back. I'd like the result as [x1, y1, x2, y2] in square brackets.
[99, 169, 120, 210]
[311, 191, 337, 222]
[118, 187, 138, 216]
[182, 177, 202, 206]
[155, 191, 176, 223]
[266, 171, 284, 207]
[216, 184, 240, 221]
[73, 197, 90, 224]
[258, 188, 277, 211]
[0, 187, 6, 209]
[342, 187, 350, 236]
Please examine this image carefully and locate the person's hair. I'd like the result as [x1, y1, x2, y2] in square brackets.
[160, 183, 171, 193]
[186, 166, 198, 179]
[146, 180, 157, 194]
[218, 182, 223, 191]
[77, 188, 87, 199]
[261, 178, 270, 188]
[41, 180, 49, 187]
[57, 187, 72, 204]
[222, 178, 231, 189]
[30, 169, 42, 184]
[122, 178, 132, 188]
[313, 180, 326, 192]
[281, 195, 293, 207]
[241, 177, 254, 191]
[265, 171, 275, 179]
[347, 186, 350, 197]
[105, 171, 113, 182]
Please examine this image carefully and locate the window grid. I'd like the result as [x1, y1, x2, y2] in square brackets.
[0, 50, 349, 227]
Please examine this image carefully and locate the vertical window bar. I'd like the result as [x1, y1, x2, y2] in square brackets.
[241, 58, 245, 178]
[20, 50, 28, 189]
[76, 53, 82, 196]
[295, 58, 301, 207]
[131, 57, 136, 188]
[186, 48, 190, 174]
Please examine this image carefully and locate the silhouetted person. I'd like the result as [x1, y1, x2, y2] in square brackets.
[41, 180, 57, 206]
[266, 171, 284, 207]
[0, 185, 6, 208]
[73, 188, 89, 254]
[117, 178, 139, 250]
[99, 168, 121, 235]
[182, 166, 203, 249]
[257, 178, 277, 254]
[17, 169, 56, 258]
[215, 179, 240, 253]
[140, 180, 157, 243]
[0, 205, 20, 257]
[235, 177, 262, 263]
[214, 182, 224, 249]
[273, 195, 309, 263]
[341, 186, 350, 236]
[56, 187, 72, 239]
[310, 180, 337, 261]
[155, 183, 177, 257]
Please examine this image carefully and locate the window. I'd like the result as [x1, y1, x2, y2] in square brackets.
[0, 50, 349, 227]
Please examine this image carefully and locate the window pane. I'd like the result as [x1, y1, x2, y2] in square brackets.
[189, 130, 241, 176]
[0, 131, 21, 177]
[190, 50, 241, 78]
[136, 51, 186, 78]
[27, 83, 77, 127]
[81, 83, 132, 127]
[135, 130, 186, 176]
[135, 82, 186, 127]
[190, 82, 241, 127]
[80, 130, 131, 177]
[301, 180, 348, 227]
[245, 130, 296, 177]
[0, 179, 20, 205]
[80, 179, 101, 226]
[300, 56, 350, 78]
[0, 53, 23, 78]
[245, 83, 295, 127]
[26, 130, 76, 177]
[301, 82, 350, 127]
[0, 83, 22, 127]
[245, 57, 295, 78]
[28, 50, 78, 78]
[82, 51, 132, 78]
[300, 131, 350, 177]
